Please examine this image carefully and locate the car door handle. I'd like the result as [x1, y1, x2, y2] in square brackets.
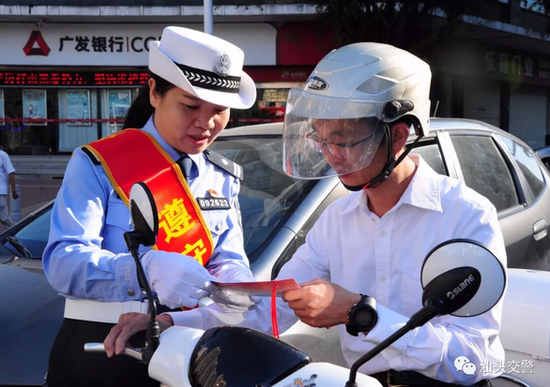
[533, 219, 548, 241]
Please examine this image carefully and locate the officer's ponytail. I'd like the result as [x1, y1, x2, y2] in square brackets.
[123, 73, 175, 129]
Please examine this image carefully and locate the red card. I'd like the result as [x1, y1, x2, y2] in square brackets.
[211, 279, 300, 297]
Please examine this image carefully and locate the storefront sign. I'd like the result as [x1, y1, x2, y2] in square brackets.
[478, 44, 550, 86]
[245, 66, 313, 82]
[0, 71, 149, 87]
[0, 67, 314, 87]
[277, 22, 339, 66]
[0, 23, 276, 66]
[57, 35, 159, 54]
[23, 30, 51, 56]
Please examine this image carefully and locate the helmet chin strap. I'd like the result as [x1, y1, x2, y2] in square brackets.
[342, 123, 422, 192]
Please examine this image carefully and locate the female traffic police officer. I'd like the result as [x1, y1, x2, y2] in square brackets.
[105, 42, 506, 386]
[42, 26, 257, 387]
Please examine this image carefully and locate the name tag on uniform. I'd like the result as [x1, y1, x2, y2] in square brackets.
[197, 197, 230, 210]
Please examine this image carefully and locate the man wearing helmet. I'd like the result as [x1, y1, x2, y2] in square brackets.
[275, 43, 505, 386]
[105, 43, 505, 387]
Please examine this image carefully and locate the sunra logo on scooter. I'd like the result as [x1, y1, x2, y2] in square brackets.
[446, 274, 476, 300]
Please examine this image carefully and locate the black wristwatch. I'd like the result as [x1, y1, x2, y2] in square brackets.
[346, 294, 378, 336]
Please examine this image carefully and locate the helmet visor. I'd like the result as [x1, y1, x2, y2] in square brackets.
[283, 89, 386, 179]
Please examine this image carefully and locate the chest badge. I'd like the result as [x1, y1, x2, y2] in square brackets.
[197, 189, 230, 210]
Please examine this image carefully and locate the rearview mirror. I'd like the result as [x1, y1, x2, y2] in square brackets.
[421, 239, 506, 317]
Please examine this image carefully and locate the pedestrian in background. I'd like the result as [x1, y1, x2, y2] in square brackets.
[0, 148, 18, 228]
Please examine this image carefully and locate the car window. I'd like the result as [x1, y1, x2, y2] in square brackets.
[210, 136, 315, 262]
[450, 135, 519, 212]
[270, 183, 347, 279]
[499, 135, 545, 199]
[12, 208, 52, 257]
[410, 143, 447, 175]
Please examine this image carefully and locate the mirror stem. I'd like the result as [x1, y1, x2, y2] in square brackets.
[408, 298, 444, 327]
[125, 232, 160, 365]
[346, 300, 443, 386]
[346, 324, 414, 386]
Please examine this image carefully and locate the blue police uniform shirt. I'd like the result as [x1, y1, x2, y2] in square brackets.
[43, 116, 253, 302]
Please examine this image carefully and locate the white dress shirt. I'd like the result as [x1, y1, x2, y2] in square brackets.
[168, 154, 506, 384]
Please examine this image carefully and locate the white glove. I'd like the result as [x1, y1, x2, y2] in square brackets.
[209, 288, 260, 313]
[141, 250, 215, 309]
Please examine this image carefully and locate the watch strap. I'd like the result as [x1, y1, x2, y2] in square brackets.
[346, 294, 367, 336]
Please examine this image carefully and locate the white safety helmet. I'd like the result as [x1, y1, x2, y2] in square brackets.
[283, 42, 432, 180]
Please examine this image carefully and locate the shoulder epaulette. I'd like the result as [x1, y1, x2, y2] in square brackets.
[81, 145, 101, 165]
[204, 149, 243, 180]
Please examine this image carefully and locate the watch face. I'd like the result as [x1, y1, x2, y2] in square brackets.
[356, 308, 375, 328]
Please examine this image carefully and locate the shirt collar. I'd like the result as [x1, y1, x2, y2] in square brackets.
[399, 154, 442, 212]
[341, 154, 443, 216]
[341, 190, 366, 216]
[141, 115, 202, 168]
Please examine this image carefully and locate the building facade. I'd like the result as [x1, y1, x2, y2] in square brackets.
[1, 0, 550, 154]
[0, 2, 322, 155]
[425, 0, 550, 150]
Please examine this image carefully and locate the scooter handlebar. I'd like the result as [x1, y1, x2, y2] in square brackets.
[84, 342, 143, 361]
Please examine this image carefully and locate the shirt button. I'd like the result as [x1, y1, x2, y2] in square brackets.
[215, 222, 222, 231]
[380, 231, 387, 237]
[381, 275, 386, 281]
[127, 289, 136, 296]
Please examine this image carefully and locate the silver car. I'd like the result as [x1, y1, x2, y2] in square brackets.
[1, 118, 549, 385]
[536, 145, 550, 171]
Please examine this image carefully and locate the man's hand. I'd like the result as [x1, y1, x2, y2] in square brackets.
[8, 173, 17, 200]
[104, 312, 174, 357]
[282, 278, 361, 328]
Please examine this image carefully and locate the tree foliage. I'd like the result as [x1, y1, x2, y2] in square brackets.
[314, 0, 478, 55]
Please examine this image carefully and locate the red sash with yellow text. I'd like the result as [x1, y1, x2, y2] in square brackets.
[83, 129, 214, 266]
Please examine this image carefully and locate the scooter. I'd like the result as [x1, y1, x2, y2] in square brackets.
[85, 182, 507, 387]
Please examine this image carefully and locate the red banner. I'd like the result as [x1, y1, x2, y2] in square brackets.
[84, 129, 214, 265]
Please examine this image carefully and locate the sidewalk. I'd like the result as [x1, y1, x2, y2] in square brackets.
[0, 175, 63, 232]
[10, 155, 68, 217]
[18, 175, 63, 217]
[10, 155, 70, 178]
